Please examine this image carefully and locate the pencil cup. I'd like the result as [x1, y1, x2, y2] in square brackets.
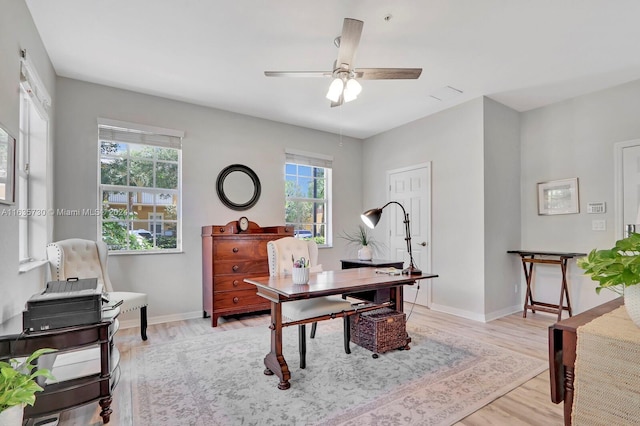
[292, 267, 310, 284]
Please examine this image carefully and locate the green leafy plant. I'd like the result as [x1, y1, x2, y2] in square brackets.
[577, 232, 640, 295]
[0, 348, 56, 412]
[339, 225, 383, 253]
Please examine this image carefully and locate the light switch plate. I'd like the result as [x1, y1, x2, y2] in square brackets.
[592, 219, 606, 231]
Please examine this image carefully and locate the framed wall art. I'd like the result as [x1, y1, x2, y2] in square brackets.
[537, 177, 579, 215]
[0, 123, 16, 205]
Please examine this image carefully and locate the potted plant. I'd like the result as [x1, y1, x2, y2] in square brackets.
[0, 348, 56, 425]
[339, 225, 383, 261]
[577, 232, 640, 326]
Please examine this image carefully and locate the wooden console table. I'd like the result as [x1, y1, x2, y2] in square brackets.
[548, 297, 623, 425]
[0, 308, 120, 423]
[508, 250, 586, 321]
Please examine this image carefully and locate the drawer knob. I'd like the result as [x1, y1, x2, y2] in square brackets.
[233, 297, 239, 304]
[233, 247, 239, 253]
[232, 265, 239, 272]
[233, 280, 239, 287]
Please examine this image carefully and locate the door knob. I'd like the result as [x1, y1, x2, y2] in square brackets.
[419, 241, 427, 246]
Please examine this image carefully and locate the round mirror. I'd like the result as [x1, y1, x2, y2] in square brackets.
[216, 164, 261, 211]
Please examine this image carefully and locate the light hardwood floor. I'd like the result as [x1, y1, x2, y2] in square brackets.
[53, 304, 564, 426]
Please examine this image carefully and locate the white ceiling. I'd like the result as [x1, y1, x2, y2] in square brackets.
[25, 0, 640, 139]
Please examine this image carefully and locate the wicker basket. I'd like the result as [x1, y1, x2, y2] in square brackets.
[350, 308, 407, 353]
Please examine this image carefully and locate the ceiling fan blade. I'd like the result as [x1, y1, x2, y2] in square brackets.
[335, 18, 363, 68]
[354, 68, 423, 80]
[264, 71, 332, 78]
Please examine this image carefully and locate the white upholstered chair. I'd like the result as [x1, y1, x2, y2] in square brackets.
[267, 236, 352, 369]
[46, 238, 148, 340]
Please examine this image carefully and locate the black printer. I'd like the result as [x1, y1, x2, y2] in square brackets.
[23, 278, 107, 331]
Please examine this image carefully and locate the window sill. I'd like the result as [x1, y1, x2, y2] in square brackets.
[19, 259, 49, 273]
[108, 249, 184, 256]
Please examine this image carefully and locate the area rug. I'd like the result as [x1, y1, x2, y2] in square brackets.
[131, 323, 546, 426]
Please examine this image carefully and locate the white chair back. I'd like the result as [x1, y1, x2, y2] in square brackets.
[46, 238, 114, 292]
[267, 237, 319, 276]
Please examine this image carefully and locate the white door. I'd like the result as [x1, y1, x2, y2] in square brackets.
[622, 144, 640, 235]
[387, 163, 431, 307]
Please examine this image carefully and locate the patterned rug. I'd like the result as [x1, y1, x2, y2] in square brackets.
[131, 323, 546, 425]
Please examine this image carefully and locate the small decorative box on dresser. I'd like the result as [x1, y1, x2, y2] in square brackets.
[202, 219, 293, 327]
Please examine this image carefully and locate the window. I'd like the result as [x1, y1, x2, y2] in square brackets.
[18, 53, 52, 266]
[284, 149, 332, 247]
[98, 119, 183, 253]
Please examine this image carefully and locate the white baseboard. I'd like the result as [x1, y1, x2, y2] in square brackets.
[483, 304, 522, 322]
[117, 310, 203, 329]
[429, 303, 522, 323]
[429, 303, 487, 322]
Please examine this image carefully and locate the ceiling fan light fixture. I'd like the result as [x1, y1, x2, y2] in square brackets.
[326, 78, 344, 102]
[342, 78, 362, 103]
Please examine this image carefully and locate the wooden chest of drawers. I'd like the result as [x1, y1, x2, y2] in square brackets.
[202, 220, 293, 327]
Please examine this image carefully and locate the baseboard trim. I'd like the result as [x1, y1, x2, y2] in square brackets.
[429, 303, 487, 322]
[429, 303, 523, 323]
[118, 310, 203, 329]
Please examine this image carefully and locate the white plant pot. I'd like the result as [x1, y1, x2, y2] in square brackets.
[358, 245, 373, 261]
[292, 267, 310, 284]
[0, 404, 24, 426]
[624, 284, 640, 327]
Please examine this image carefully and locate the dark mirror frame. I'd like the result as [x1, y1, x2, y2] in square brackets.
[216, 164, 261, 211]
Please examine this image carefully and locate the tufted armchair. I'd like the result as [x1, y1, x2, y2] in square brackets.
[267, 236, 352, 369]
[46, 238, 148, 340]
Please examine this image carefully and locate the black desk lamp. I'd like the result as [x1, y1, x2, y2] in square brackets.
[361, 201, 422, 275]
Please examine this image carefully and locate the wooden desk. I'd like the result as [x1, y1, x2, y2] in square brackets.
[0, 309, 120, 424]
[245, 268, 438, 390]
[340, 259, 404, 269]
[340, 259, 404, 304]
[548, 297, 623, 425]
[508, 250, 586, 321]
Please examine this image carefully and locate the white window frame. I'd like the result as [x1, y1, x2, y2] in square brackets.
[18, 52, 52, 269]
[284, 149, 333, 248]
[98, 118, 183, 254]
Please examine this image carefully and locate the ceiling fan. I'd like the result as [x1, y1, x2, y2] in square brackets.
[264, 18, 422, 107]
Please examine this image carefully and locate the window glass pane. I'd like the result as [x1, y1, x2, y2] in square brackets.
[100, 141, 127, 157]
[129, 159, 154, 187]
[99, 129, 181, 253]
[155, 162, 178, 189]
[157, 147, 178, 161]
[285, 160, 330, 246]
[156, 193, 177, 219]
[101, 157, 127, 185]
[157, 222, 177, 249]
[129, 144, 154, 159]
[298, 165, 312, 177]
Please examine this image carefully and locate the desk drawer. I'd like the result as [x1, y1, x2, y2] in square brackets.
[213, 289, 268, 310]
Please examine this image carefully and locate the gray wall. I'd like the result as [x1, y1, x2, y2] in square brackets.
[0, 0, 56, 322]
[363, 98, 491, 320]
[483, 98, 521, 318]
[54, 78, 364, 325]
[520, 79, 640, 312]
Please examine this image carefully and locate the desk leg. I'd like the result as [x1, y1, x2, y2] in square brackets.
[263, 301, 291, 390]
[389, 284, 411, 349]
[99, 396, 113, 423]
[522, 256, 536, 318]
